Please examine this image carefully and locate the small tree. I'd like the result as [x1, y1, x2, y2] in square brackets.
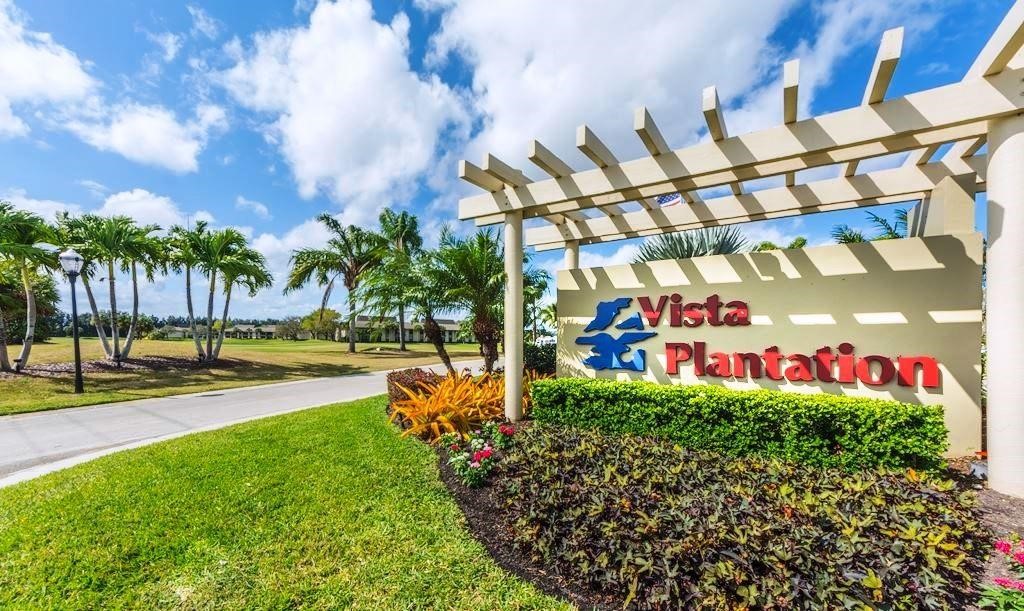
[276, 316, 303, 341]
[301, 308, 341, 340]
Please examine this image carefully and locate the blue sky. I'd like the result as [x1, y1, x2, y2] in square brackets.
[0, 0, 1010, 318]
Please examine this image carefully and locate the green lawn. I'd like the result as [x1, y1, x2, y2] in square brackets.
[0, 396, 565, 609]
[1, 338, 484, 416]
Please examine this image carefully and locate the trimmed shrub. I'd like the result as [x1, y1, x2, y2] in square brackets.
[531, 378, 947, 470]
[386, 368, 441, 406]
[524, 342, 556, 375]
[503, 425, 986, 609]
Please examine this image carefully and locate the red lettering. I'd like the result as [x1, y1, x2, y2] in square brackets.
[723, 300, 750, 326]
[856, 355, 896, 386]
[707, 352, 732, 377]
[836, 342, 856, 383]
[705, 294, 723, 326]
[814, 346, 836, 383]
[683, 303, 703, 328]
[693, 341, 706, 376]
[732, 353, 762, 378]
[638, 296, 668, 328]
[784, 354, 815, 382]
[897, 356, 940, 388]
[762, 346, 784, 380]
[665, 342, 692, 375]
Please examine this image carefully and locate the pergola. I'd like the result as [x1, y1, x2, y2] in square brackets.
[457, 3, 1024, 496]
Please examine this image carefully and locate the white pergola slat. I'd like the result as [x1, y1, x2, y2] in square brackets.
[460, 66, 1024, 221]
[843, 27, 903, 177]
[456, 1, 1024, 497]
[783, 59, 799, 187]
[526, 158, 984, 249]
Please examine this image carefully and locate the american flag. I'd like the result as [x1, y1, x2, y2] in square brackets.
[655, 193, 682, 207]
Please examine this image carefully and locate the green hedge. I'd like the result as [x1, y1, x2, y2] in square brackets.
[523, 342, 555, 374]
[531, 378, 948, 470]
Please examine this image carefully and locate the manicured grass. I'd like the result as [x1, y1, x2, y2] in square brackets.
[0, 396, 565, 609]
[1, 338, 483, 415]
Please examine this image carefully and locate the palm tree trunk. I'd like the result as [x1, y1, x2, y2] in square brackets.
[397, 303, 407, 351]
[184, 265, 205, 360]
[15, 264, 36, 371]
[473, 315, 499, 373]
[82, 274, 112, 358]
[212, 283, 231, 360]
[205, 269, 217, 362]
[423, 315, 455, 376]
[0, 301, 10, 371]
[121, 262, 140, 359]
[107, 260, 121, 365]
[347, 297, 356, 354]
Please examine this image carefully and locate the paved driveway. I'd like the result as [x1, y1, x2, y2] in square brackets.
[0, 359, 484, 488]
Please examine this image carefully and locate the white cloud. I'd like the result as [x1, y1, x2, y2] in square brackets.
[1, 188, 81, 220]
[95, 189, 188, 228]
[579, 244, 641, 269]
[423, 0, 946, 197]
[218, 0, 469, 226]
[235, 195, 272, 220]
[0, 0, 97, 137]
[147, 31, 182, 62]
[64, 103, 227, 173]
[187, 4, 220, 39]
[77, 179, 109, 199]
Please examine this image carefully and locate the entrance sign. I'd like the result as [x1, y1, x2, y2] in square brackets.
[455, 4, 1024, 494]
[557, 234, 983, 455]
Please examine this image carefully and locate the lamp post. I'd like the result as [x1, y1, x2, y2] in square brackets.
[59, 248, 85, 394]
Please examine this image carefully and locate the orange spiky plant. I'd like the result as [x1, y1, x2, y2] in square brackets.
[389, 371, 550, 442]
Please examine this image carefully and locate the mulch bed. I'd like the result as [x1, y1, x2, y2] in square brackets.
[0, 356, 241, 379]
[437, 440, 1024, 608]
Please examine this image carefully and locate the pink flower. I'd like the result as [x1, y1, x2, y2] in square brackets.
[994, 577, 1024, 591]
[996, 540, 1013, 554]
[1014, 551, 1024, 566]
[469, 461, 481, 469]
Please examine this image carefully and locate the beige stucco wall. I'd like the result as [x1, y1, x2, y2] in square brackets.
[557, 233, 984, 456]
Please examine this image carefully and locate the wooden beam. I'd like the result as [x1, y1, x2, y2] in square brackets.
[459, 160, 504, 192]
[525, 159, 984, 248]
[458, 66, 1024, 221]
[482, 154, 530, 187]
[577, 124, 618, 168]
[528, 140, 574, 178]
[845, 27, 904, 177]
[783, 59, 799, 186]
[634, 106, 671, 156]
[969, 0, 1024, 77]
[702, 86, 742, 195]
[702, 86, 729, 141]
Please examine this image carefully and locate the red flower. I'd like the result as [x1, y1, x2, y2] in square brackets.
[994, 577, 1024, 591]
[449, 443, 460, 451]
[473, 448, 493, 462]
[499, 423, 516, 436]
[1014, 551, 1024, 565]
[996, 540, 1013, 554]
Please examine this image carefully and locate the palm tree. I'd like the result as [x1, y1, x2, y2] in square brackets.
[210, 248, 273, 361]
[831, 208, 908, 244]
[634, 226, 749, 262]
[168, 221, 210, 360]
[284, 214, 386, 353]
[54, 212, 111, 357]
[76, 215, 163, 364]
[831, 225, 867, 244]
[431, 228, 505, 372]
[0, 202, 56, 371]
[523, 266, 550, 344]
[358, 249, 459, 375]
[194, 228, 250, 362]
[539, 302, 557, 333]
[378, 209, 423, 351]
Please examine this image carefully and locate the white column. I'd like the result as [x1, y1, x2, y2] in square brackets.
[564, 240, 579, 270]
[504, 211, 524, 422]
[987, 113, 1024, 497]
